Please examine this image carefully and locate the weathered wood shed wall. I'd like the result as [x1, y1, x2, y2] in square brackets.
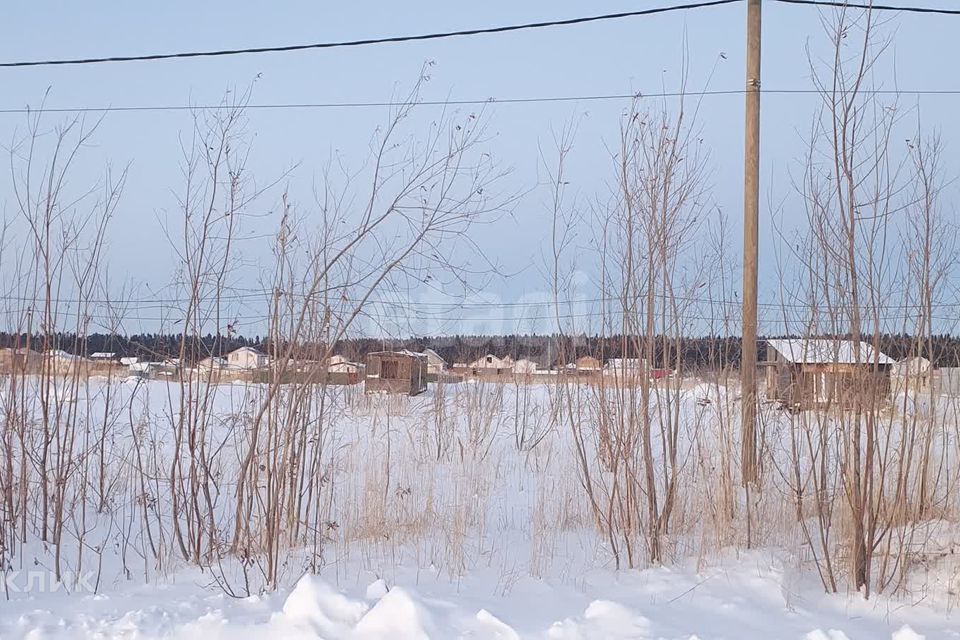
[365, 351, 428, 396]
[764, 339, 893, 410]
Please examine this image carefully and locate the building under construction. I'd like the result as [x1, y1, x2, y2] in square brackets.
[364, 350, 428, 396]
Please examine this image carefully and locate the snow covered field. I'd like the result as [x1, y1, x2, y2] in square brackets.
[1, 548, 950, 638]
[1, 376, 959, 638]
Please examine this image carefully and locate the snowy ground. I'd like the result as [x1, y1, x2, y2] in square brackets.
[1, 550, 952, 639]
[2, 377, 960, 638]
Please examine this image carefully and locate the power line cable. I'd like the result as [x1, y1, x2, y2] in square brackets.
[0, 0, 742, 69]
[8, 308, 955, 327]
[5, 288, 960, 312]
[0, 91, 731, 115]
[4, 1, 958, 71]
[773, 0, 960, 15]
[6, 87, 960, 116]
[4, 300, 958, 325]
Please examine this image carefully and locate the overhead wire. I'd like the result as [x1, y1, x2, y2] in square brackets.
[0, 0, 958, 113]
[8, 87, 960, 116]
[773, 0, 960, 16]
[3, 1, 959, 70]
[4, 287, 960, 312]
[3, 297, 958, 326]
[0, 0, 742, 68]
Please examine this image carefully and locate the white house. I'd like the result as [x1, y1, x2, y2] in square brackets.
[513, 358, 539, 375]
[90, 352, 117, 360]
[226, 346, 268, 370]
[197, 356, 227, 373]
[891, 356, 933, 393]
[891, 356, 932, 377]
[120, 356, 138, 366]
[419, 348, 447, 376]
[129, 361, 169, 377]
[468, 354, 514, 370]
[327, 354, 364, 374]
[605, 358, 647, 374]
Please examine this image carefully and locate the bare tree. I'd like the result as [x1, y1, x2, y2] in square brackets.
[227, 73, 507, 590]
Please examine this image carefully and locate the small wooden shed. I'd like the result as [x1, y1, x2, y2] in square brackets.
[364, 350, 428, 396]
[764, 339, 894, 410]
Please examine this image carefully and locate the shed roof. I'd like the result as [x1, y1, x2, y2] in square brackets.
[766, 339, 894, 365]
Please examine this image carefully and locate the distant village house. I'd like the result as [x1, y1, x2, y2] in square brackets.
[226, 346, 268, 370]
[513, 358, 539, 376]
[419, 348, 447, 377]
[604, 358, 647, 379]
[365, 350, 428, 396]
[326, 354, 364, 375]
[575, 355, 603, 372]
[469, 354, 514, 370]
[891, 356, 933, 394]
[197, 356, 227, 373]
[764, 338, 894, 410]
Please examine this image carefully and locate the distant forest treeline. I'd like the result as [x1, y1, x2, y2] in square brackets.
[4, 332, 960, 369]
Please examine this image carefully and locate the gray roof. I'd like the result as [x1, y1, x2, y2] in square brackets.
[766, 339, 894, 365]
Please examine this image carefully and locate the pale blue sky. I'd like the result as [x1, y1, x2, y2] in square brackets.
[1, 1, 958, 336]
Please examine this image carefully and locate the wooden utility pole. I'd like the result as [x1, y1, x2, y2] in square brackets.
[741, 0, 761, 485]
